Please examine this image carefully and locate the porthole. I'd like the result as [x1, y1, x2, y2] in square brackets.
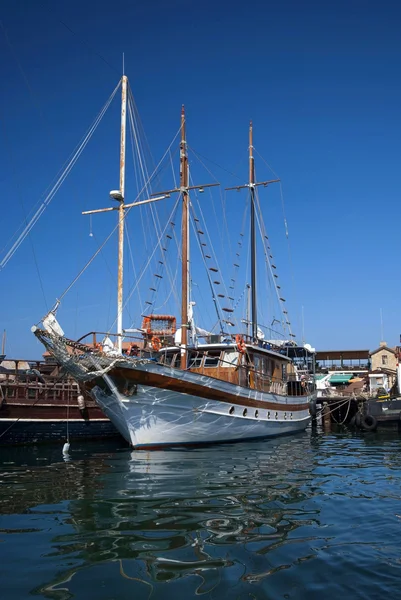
[229, 406, 235, 415]
[275, 412, 278, 419]
[255, 410, 259, 418]
[268, 411, 271, 419]
[290, 412, 293, 420]
[284, 412, 287, 420]
[243, 408, 248, 417]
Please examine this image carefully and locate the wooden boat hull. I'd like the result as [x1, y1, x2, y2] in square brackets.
[0, 356, 123, 445]
[88, 362, 311, 448]
[0, 403, 121, 445]
[0, 417, 119, 445]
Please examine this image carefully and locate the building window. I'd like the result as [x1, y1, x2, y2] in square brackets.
[382, 354, 388, 366]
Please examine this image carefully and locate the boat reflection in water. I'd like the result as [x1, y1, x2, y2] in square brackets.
[28, 432, 322, 599]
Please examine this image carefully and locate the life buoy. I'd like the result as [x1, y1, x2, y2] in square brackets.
[361, 414, 377, 432]
[235, 334, 246, 354]
[94, 342, 102, 352]
[151, 336, 161, 351]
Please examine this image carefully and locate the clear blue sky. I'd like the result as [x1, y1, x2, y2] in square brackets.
[1, 0, 401, 358]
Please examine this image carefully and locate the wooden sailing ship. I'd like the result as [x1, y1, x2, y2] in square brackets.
[32, 75, 315, 448]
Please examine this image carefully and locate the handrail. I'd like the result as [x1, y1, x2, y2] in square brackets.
[76, 330, 144, 345]
[159, 348, 314, 396]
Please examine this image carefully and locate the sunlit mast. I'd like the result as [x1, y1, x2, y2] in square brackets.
[226, 123, 280, 343]
[249, 122, 257, 341]
[116, 75, 127, 353]
[82, 75, 167, 353]
[180, 106, 189, 369]
[147, 107, 219, 365]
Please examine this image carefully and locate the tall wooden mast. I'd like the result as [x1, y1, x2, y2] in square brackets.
[117, 75, 127, 354]
[249, 121, 257, 341]
[83, 76, 168, 352]
[180, 106, 189, 369]
[148, 108, 219, 365]
[225, 124, 280, 343]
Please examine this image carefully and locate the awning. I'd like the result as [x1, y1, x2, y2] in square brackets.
[330, 374, 354, 384]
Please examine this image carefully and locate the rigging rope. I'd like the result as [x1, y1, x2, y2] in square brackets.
[153, 248, 180, 310]
[150, 147, 182, 312]
[188, 145, 235, 288]
[124, 220, 143, 317]
[228, 197, 249, 313]
[127, 87, 181, 316]
[141, 220, 177, 315]
[53, 123, 182, 308]
[1, 80, 121, 270]
[0, 116, 49, 310]
[189, 205, 226, 334]
[107, 196, 181, 334]
[190, 185, 230, 304]
[254, 186, 294, 339]
[254, 147, 301, 335]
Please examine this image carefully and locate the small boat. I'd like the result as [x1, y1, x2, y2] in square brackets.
[32, 75, 315, 448]
[0, 355, 121, 445]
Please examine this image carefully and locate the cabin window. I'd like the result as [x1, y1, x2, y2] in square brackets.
[221, 350, 238, 367]
[7, 387, 15, 398]
[188, 352, 202, 368]
[161, 352, 177, 367]
[382, 354, 388, 365]
[252, 355, 274, 376]
[281, 363, 287, 380]
[204, 351, 221, 368]
[28, 388, 36, 399]
[253, 355, 260, 371]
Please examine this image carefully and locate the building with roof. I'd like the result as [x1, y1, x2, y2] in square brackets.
[370, 342, 397, 371]
[369, 342, 397, 393]
[315, 342, 399, 397]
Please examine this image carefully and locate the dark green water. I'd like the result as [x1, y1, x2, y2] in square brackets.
[1, 430, 401, 600]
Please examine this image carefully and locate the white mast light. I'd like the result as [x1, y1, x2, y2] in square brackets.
[110, 190, 123, 201]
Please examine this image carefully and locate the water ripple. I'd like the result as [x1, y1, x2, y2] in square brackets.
[0, 432, 401, 599]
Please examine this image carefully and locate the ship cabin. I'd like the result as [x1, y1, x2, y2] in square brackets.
[157, 343, 308, 397]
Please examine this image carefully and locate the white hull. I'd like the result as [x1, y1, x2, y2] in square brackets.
[91, 364, 311, 448]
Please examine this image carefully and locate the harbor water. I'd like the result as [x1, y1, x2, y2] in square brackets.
[1, 430, 401, 599]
